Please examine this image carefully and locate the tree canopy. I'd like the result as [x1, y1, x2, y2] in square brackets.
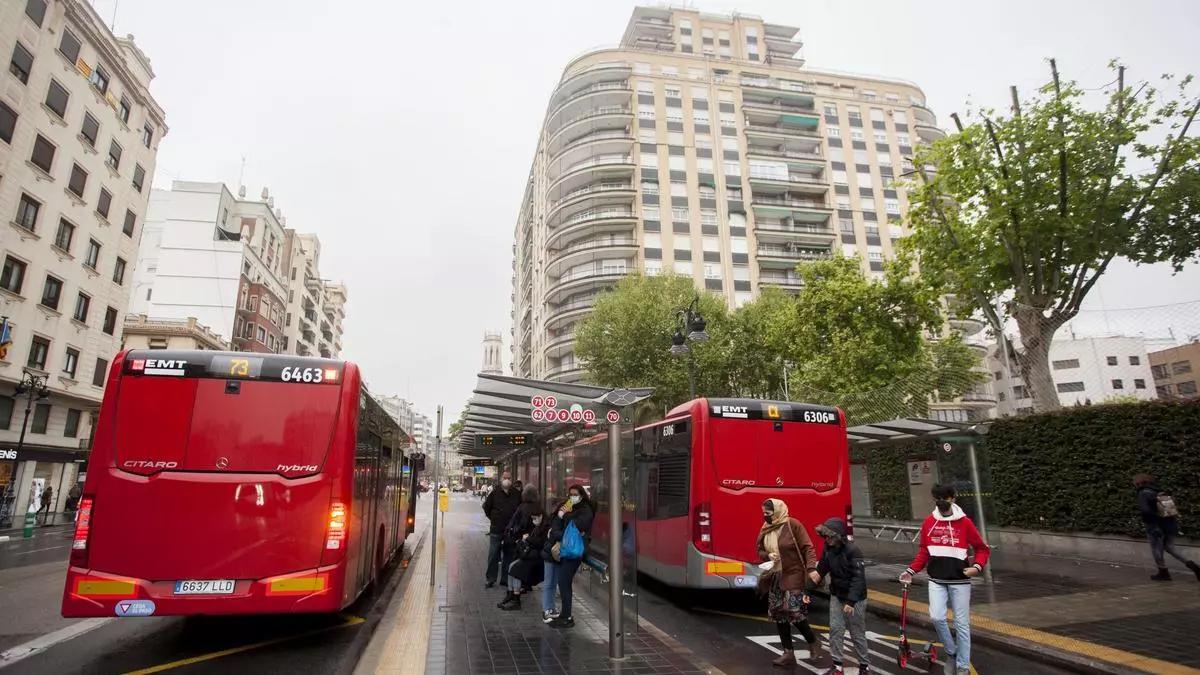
[904, 61, 1200, 411]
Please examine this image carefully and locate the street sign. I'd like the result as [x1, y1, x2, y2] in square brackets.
[606, 410, 620, 424]
[942, 442, 953, 453]
[462, 459, 494, 467]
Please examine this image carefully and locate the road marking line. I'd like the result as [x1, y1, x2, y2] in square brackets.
[123, 614, 364, 674]
[871, 589, 1197, 675]
[0, 618, 113, 667]
[12, 544, 69, 555]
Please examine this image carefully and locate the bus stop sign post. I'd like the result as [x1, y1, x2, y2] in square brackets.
[430, 405, 443, 587]
[607, 412, 624, 661]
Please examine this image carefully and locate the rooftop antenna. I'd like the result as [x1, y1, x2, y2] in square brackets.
[110, 0, 119, 32]
[237, 155, 246, 188]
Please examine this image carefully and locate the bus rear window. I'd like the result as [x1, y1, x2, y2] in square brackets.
[710, 417, 844, 491]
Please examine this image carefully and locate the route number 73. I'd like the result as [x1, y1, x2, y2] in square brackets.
[281, 366, 324, 383]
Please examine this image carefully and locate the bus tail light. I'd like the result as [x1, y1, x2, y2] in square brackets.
[845, 504, 855, 542]
[326, 501, 347, 550]
[694, 502, 713, 554]
[70, 496, 95, 567]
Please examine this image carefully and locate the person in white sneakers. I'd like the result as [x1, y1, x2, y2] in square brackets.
[899, 484, 990, 675]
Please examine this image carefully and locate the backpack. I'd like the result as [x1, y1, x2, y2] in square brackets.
[560, 521, 585, 560]
[1157, 493, 1180, 519]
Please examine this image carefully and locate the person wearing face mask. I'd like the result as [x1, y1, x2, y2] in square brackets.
[756, 499, 822, 668]
[499, 485, 547, 610]
[899, 484, 990, 675]
[543, 484, 594, 628]
[482, 472, 522, 589]
[814, 518, 870, 675]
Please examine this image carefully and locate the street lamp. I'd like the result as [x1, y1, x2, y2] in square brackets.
[668, 295, 709, 398]
[12, 369, 50, 467]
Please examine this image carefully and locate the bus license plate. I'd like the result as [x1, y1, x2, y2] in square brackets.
[174, 579, 235, 595]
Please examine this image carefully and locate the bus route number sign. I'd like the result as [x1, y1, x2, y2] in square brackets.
[529, 395, 597, 425]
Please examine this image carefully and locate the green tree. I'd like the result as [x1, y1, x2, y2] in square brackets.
[447, 406, 468, 440]
[575, 274, 733, 410]
[739, 254, 983, 425]
[904, 61, 1200, 412]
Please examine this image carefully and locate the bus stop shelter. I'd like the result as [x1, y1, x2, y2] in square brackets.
[452, 373, 653, 659]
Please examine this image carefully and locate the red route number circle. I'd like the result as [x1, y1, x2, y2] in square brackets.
[606, 410, 621, 424]
[582, 409, 596, 423]
[545, 396, 558, 408]
[531, 395, 544, 408]
[531, 408, 545, 422]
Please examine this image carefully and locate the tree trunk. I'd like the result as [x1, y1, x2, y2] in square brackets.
[1012, 307, 1063, 413]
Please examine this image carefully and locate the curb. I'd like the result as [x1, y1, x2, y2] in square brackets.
[338, 527, 429, 675]
[863, 591, 1135, 675]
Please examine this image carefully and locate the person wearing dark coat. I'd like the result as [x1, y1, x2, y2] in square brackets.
[482, 472, 522, 588]
[542, 484, 594, 628]
[814, 518, 870, 675]
[499, 488, 548, 611]
[1134, 473, 1200, 582]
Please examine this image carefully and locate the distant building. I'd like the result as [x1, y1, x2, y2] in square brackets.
[1149, 340, 1200, 400]
[482, 331, 503, 375]
[989, 335, 1157, 415]
[121, 315, 228, 351]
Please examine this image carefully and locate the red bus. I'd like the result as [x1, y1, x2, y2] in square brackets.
[548, 398, 849, 590]
[62, 350, 417, 618]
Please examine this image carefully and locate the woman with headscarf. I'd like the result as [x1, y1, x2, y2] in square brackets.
[756, 498, 822, 668]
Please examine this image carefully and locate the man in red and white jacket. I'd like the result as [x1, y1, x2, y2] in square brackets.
[899, 484, 990, 675]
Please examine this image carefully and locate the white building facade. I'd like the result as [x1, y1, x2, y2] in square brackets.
[1, 0, 166, 522]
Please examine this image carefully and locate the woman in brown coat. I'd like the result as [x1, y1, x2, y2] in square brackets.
[757, 498, 823, 668]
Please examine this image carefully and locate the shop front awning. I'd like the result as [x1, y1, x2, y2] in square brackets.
[846, 417, 989, 449]
[457, 373, 653, 457]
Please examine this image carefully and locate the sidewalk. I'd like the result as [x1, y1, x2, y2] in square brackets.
[0, 515, 74, 538]
[356, 499, 720, 675]
[856, 537, 1200, 674]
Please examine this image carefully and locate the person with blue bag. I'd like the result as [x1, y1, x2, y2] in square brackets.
[544, 484, 594, 628]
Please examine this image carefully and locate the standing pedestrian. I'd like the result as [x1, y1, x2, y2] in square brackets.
[899, 484, 991, 675]
[756, 499, 823, 668]
[66, 483, 82, 512]
[814, 518, 871, 675]
[482, 472, 521, 589]
[545, 484, 594, 628]
[1134, 474, 1200, 581]
[498, 485, 545, 608]
[36, 486, 53, 524]
[501, 494, 549, 611]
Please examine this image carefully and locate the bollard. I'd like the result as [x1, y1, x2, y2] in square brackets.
[23, 509, 36, 539]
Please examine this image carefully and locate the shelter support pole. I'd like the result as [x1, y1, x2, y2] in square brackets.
[607, 418, 624, 659]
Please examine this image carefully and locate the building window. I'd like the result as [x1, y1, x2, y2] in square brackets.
[1179, 381, 1198, 396]
[1, 256, 27, 295]
[64, 408, 82, 437]
[133, 164, 146, 192]
[103, 307, 118, 335]
[31, 134, 55, 174]
[51, 220, 76, 254]
[885, 199, 900, 214]
[1134, 378, 1146, 390]
[73, 292, 90, 323]
[1129, 355, 1141, 366]
[81, 112, 100, 147]
[25, 0, 48, 25]
[88, 65, 110, 94]
[68, 164, 89, 198]
[118, 97, 131, 124]
[1111, 379, 1124, 390]
[1013, 385, 1028, 399]
[0, 396, 14, 430]
[93, 358, 108, 387]
[1106, 355, 1118, 366]
[64, 348, 80, 379]
[10, 42, 33, 84]
[142, 123, 154, 148]
[1172, 360, 1193, 375]
[1151, 364, 1169, 379]
[45, 79, 69, 118]
[16, 193, 41, 231]
[107, 141, 123, 171]
[1056, 381, 1086, 393]
[0, 99, 15, 144]
[28, 336, 50, 370]
[1052, 358, 1080, 370]
[256, 326, 267, 343]
[59, 29, 82, 62]
[31, 403, 50, 434]
[40, 275, 63, 310]
[113, 257, 126, 285]
[85, 239, 101, 270]
[123, 210, 137, 237]
[97, 188, 113, 219]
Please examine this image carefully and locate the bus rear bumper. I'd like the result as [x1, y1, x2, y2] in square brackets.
[61, 565, 345, 617]
[685, 544, 761, 590]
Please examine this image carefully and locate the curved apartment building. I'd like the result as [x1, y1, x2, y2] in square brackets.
[511, 6, 947, 384]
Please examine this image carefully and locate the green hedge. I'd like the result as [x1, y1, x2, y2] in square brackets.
[986, 400, 1200, 537]
[852, 400, 1200, 536]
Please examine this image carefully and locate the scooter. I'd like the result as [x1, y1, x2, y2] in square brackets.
[897, 582, 938, 670]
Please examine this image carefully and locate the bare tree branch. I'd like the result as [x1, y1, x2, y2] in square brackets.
[1050, 59, 1070, 222]
[1125, 94, 1200, 227]
[1010, 85, 1050, 299]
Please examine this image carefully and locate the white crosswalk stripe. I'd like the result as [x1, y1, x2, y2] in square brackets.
[746, 629, 946, 675]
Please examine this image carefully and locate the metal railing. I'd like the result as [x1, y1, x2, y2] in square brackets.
[556, 155, 634, 178]
[552, 106, 632, 136]
[752, 196, 831, 210]
[740, 77, 815, 94]
[745, 146, 823, 161]
[551, 131, 634, 163]
[742, 99, 818, 114]
[552, 237, 638, 259]
[554, 265, 630, 284]
[757, 246, 833, 259]
[747, 170, 827, 186]
[549, 182, 633, 211]
[550, 83, 632, 122]
[759, 275, 804, 286]
[559, 207, 635, 228]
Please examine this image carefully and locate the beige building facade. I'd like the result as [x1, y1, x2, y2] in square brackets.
[1150, 341, 1200, 400]
[1, 0, 166, 518]
[121, 314, 227, 351]
[510, 7, 945, 383]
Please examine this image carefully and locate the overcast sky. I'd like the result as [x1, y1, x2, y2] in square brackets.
[93, 0, 1199, 423]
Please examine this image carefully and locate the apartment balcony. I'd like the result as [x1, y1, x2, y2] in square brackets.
[547, 154, 636, 203]
[544, 264, 629, 305]
[744, 105, 820, 133]
[754, 219, 836, 246]
[744, 122, 821, 142]
[546, 235, 638, 277]
[740, 78, 815, 107]
[911, 102, 937, 126]
[544, 328, 577, 359]
[756, 245, 834, 269]
[750, 195, 833, 224]
[546, 361, 585, 383]
[547, 106, 633, 157]
[747, 169, 828, 196]
[758, 274, 804, 292]
[547, 83, 633, 138]
[915, 122, 947, 144]
[948, 316, 987, 336]
[763, 27, 803, 59]
[961, 383, 999, 407]
[546, 294, 597, 331]
[546, 205, 637, 251]
[548, 130, 635, 179]
[745, 145, 824, 163]
[547, 181, 635, 227]
[550, 63, 633, 110]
